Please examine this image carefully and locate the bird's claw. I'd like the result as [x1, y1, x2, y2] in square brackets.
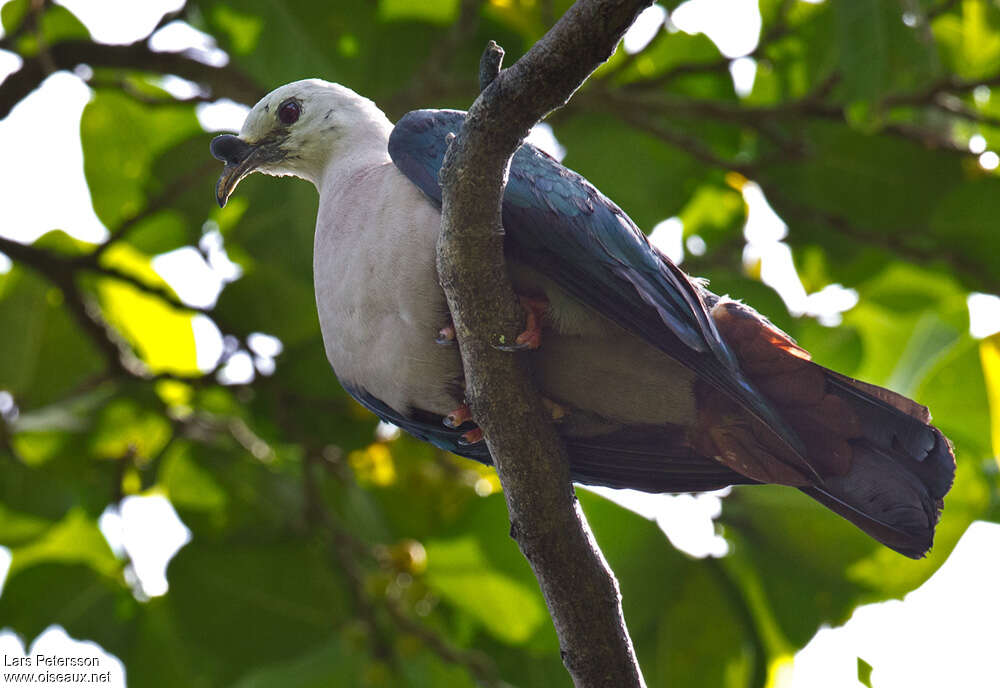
[493, 339, 536, 352]
[444, 404, 483, 444]
[458, 428, 484, 445]
[436, 324, 456, 346]
[492, 295, 548, 352]
[443, 404, 472, 428]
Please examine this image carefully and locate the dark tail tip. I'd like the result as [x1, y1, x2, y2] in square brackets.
[801, 419, 954, 559]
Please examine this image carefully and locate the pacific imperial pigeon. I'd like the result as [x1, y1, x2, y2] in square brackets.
[210, 79, 955, 558]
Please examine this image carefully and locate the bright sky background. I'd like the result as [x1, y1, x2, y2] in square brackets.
[0, 1, 998, 686]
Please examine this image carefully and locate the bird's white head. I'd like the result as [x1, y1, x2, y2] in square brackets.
[210, 79, 393, 207]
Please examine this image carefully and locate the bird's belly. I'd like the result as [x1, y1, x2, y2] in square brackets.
[314, 248, 464, 416]
[323, 308, 464, 416]
[312, 161, 695, 426]
[313, 167, 464, 416]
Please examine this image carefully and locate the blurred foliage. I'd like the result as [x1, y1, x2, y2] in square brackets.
[1, 0, 999, 686]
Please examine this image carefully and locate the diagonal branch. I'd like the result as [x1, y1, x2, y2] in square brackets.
[436, 1, 655, 685]
[0, 39, 264, 119]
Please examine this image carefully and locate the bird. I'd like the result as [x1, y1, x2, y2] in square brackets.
[210, 79, 955, 558]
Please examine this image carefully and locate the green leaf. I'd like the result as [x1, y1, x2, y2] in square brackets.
[161, 539, 348, 685]
[424, 535, 546, 644]
[0, 563, 133, 649]
[81, 92, 200, 229]
[1, 391, 125, 524]
[231, 633, 366, 688]
[840, 263, 968, 392]
[834, 1, 889, 103]
[193, 0, 447, 101]
[37, 4, 89, 43]
[934, 0, 1000, 80]
[121, 211, 191, 255]
[556, 111, 712, 229]
[0, 263, 104, 407]
[160, 442, 229, 514]
[762, 121, 1000, 296]
[917, 334, 991, 453]
[678, 183, 745, 246]
[754, 1, 838, 102]
[378, 0, 460, 25]
[607, 29, 720, 85]
[858, 656, 874, 687]
[0, 502, 51, 548]
[835, 0, 940, 103]
[0, 0, 28, 34]
[7, 508, 118, 580]
[89, 398, 172, 462]
[209, 4, 264, 55]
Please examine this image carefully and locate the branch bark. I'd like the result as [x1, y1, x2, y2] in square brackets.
[435, 1, 652, 686]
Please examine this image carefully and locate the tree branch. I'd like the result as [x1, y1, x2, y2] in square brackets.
[0, 39, 264, 119]
[436, 2, 653, 685]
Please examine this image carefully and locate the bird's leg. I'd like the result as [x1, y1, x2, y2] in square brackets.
[445, 395, 565, 446]
[441, 295, 548, 351]
[495, 294, 549, 352]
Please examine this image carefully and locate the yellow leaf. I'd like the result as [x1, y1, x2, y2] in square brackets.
[349, 443, 397, 486]
[978, 333, 1000, 465]
[97, 244, 198, 375]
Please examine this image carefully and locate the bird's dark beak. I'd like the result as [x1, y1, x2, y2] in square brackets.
[211, 134, 261, 208]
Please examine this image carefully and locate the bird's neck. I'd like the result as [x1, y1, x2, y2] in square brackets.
[314, 112, 394, 192]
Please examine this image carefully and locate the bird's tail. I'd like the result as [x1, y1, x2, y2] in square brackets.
[798, 369, 954, 558]
[708, 301, 955, 559]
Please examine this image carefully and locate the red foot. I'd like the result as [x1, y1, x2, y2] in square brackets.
[436, 324, 456, 346]
[496, 295, 548, 351]
[444, 404, 483, 444]
[516, 295, 547, 350]
[459, 428, 484, 445]
[444, 404, 472, 428]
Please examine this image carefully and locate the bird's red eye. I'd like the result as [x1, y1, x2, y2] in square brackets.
[278, 99, 300, 125]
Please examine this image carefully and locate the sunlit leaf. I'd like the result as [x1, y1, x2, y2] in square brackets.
[424, 535, 547, 644]
[934, 0, 1000, 80]
[379, 0, 460, 24]
[979, 333, 1000, 464]
[858, 656, 874, 687]
[81, 91, 200, 229]
[7, 508, 118, 580]
[0, 0, 28, 34]
[89, 398, 172, 462]
[160, 443, 229, 515]
[95, 243, 199, 375]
